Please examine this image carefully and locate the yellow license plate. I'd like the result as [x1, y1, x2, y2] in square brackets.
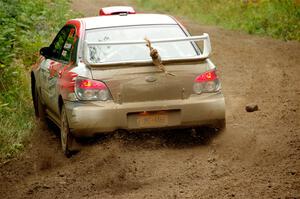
[137, 113, 168, 127]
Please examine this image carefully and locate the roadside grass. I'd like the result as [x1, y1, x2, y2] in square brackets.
[0, 67, 34, 159]
[135, 0, 300, 41]
[0, 0, 80, 160]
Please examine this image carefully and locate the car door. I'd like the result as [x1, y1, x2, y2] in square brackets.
[40, 25, 76, 116]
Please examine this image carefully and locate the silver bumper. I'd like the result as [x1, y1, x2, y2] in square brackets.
[65, 92, 225, 137]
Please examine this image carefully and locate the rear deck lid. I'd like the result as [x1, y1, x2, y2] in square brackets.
[90, 62, 209, 103]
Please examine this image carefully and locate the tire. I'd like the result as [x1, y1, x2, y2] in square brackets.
[215, 119, 226, 131]
[194, 120, 225, 144]
[194, 126, 214, 143]
[33, 85, 39, 117]
[60, 104, 75, 157]
[34, 85, 46, 124]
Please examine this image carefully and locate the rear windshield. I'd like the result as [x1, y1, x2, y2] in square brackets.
[85, 25, 199, 64]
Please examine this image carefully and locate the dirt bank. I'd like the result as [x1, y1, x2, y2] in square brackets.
[1, 0, 299, 198]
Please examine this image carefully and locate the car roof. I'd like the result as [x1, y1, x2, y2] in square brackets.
[78, 14, 177, 30]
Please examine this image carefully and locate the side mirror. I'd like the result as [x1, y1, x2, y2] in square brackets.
[40, 47, 51, 58]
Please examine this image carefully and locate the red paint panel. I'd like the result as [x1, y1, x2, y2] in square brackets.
[66, 20, 81, 37]
[49, 61, 62, 78]
[58, 64, 78, 99]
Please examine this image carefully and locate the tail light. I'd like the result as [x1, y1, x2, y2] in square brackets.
[75, 77, 111, 101]
[193, 70, 221, 94]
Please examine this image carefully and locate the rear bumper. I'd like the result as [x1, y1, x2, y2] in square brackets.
[65, 92, 225, 137]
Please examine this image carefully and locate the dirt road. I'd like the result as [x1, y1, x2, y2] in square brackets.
[1, 0, 300, 198]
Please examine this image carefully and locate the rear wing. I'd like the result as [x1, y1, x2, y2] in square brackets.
[83, 33, 211, 66]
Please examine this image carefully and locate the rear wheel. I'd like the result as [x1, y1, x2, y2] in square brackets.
[194, 120, 226, 143]
[60, 104, 75, 157]
[194, 126, 214, 143]
[215, 119, 226, 130]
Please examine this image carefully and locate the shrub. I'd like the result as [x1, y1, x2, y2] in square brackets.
[0, 0, 79, 159]
[135, 0, 300, 41]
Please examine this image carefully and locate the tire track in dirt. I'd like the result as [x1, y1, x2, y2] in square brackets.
[1, 0, 300, 198]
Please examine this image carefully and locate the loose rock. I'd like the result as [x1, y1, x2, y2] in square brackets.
[245, 104, 258, 112]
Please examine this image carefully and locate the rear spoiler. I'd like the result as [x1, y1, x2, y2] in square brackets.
[83, 33, 211, 66]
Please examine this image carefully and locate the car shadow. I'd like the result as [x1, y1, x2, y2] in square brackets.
[43, 119, 222, 154]
[78, 127, 222, 150]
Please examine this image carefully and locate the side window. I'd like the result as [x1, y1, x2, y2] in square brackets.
[61, 28, 76, 62]
[49, 26, 76, 62]
[50, 27, 69, 59]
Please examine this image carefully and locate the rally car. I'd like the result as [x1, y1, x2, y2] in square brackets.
[31, 6, 226, 156]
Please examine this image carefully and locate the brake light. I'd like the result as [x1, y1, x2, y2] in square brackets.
[194, 71, 217, 82]
[75, 77, 111, 101]
[78, 79, 106, 90]
[193, 70, 221, 94]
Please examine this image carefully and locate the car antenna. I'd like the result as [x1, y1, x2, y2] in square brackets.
[144, 37, 175, 76]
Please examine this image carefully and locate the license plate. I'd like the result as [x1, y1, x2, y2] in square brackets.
[137, 113, 168, 128]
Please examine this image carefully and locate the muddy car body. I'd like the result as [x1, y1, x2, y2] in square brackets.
[31, 12, 225, 156]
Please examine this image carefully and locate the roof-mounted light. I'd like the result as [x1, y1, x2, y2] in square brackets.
[99, 6, 136, 16]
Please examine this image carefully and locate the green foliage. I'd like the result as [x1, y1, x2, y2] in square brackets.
[0, 60, 34, 158]
[0, 0, 79, 159]
[135, 0, 300, 41]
